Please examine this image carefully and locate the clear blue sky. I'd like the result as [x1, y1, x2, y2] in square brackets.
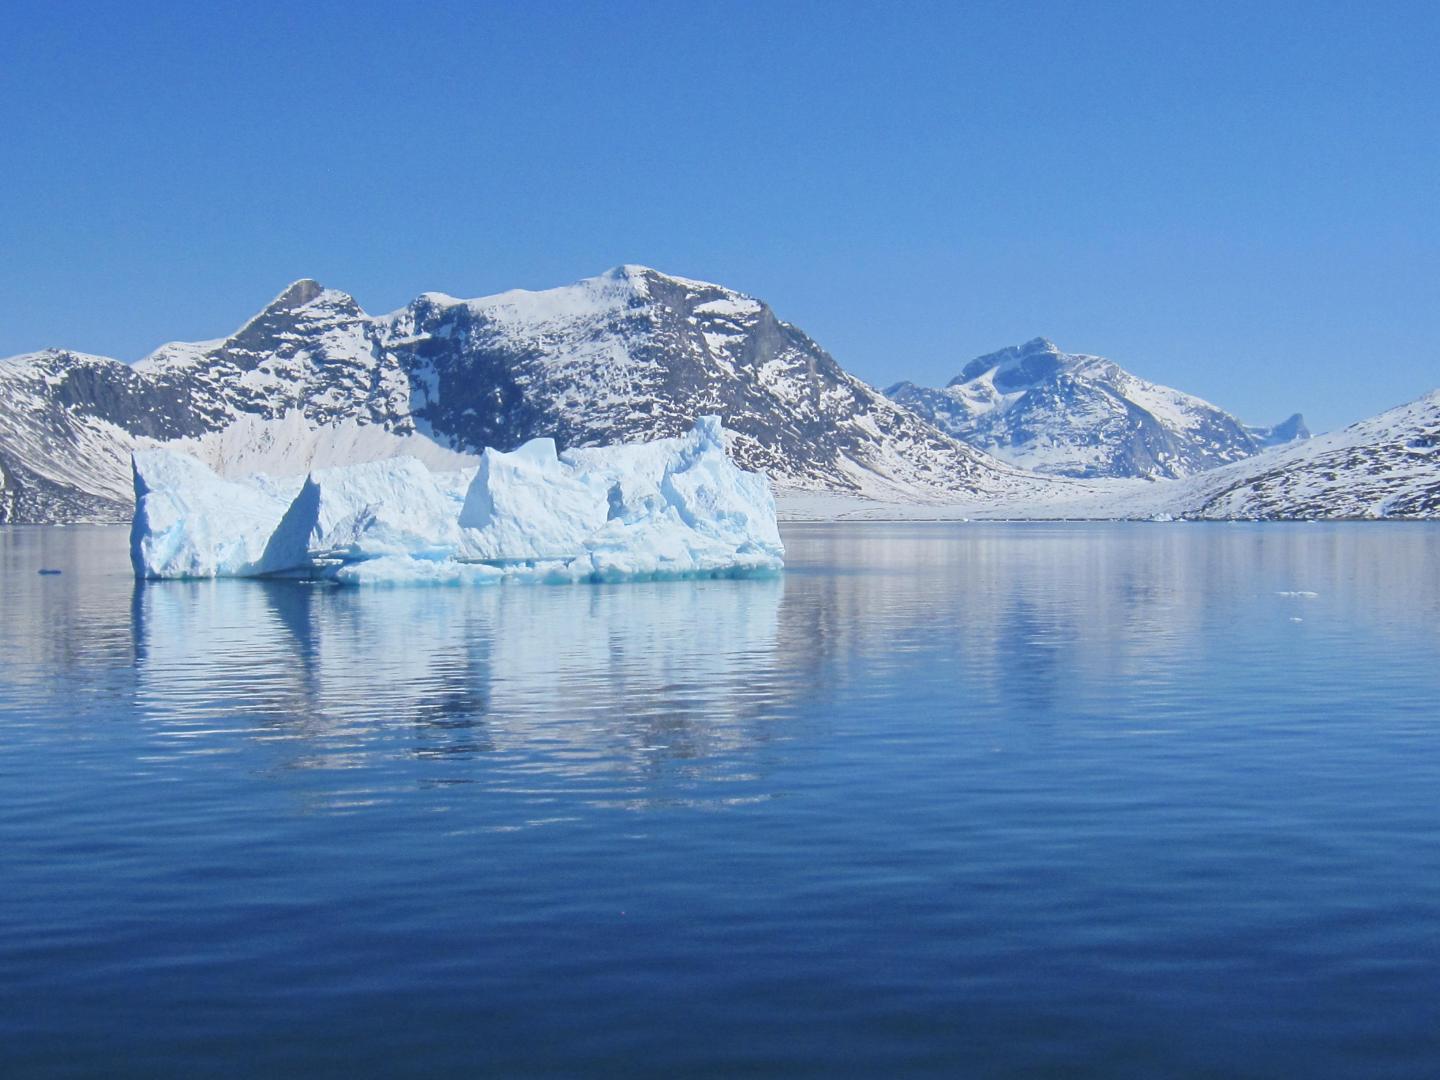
[2, 1, 1436, 432]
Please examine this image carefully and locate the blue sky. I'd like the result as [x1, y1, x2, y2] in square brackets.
[2, 1, 1436, 432]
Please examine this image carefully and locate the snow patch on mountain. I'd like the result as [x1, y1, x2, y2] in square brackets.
[166, 411, 478, 479]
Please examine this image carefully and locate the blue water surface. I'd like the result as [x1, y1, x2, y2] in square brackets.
[1, 523, 1438, 1078]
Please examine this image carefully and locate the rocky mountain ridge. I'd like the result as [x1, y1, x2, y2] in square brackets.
[0, 267, 1034, 523]
[2, 269, 1434, 525]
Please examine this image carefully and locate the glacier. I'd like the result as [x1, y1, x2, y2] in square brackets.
[129, 417, 785, 584]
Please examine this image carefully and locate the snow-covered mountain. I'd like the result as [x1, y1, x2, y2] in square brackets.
[0, 267, 1033, 523]
[886, 337, 1306, 479]
[1167, 390, 1440, 519]
[4, 270, 1430, 526]
[781, 388, 1440, 522]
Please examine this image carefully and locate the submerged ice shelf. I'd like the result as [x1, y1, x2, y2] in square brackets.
[130, 417, 785, 584]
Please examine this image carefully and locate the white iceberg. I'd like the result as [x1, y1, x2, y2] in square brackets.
[457, 437, 611, 564]
[130, 417, 784, 584]
[262, 457, 471, 572]
[128, 450, 299, 579]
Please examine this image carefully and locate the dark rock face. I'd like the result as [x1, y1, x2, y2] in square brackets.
[888, 337, 1303, 480]
[0, 267, 1022, 523]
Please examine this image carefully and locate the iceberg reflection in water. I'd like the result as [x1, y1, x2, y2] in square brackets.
[3, 523, 1440, 1076]
[130, 571, 788, 812]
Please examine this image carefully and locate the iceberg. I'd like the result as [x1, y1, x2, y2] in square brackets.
[130, 417, 784, 584]
[457, 437, 611, 564]
[129, 450, 299, 579]
[261, 457, 470, 572]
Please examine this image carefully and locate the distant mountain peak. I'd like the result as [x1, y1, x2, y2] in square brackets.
[270, 278, 326, 309]
[605, 263, 659, 281]
[953, 336, 1071, 389]
[1246, 412, 1311, 448]
[895, 339, 1299, 480]
[237, 278, 363, 330]
[599, 264, 744, 297]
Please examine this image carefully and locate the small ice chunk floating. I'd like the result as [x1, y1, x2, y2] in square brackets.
[130, 417, 784, 585]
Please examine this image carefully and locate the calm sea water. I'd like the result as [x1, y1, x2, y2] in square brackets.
[2, 523, 1438, 1078]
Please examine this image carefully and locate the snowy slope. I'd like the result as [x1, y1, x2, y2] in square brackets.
[1163, 390, 1440, 519]
[0, 268, 1036, 523]
[0, 348, 468, 523]
[0, 350, 167, 522]
[887, 337, 1306, 479]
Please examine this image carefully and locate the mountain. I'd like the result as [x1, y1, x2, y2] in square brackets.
[778, 388, 1440, 522]
[1245, 413, 1311, 448]
[0, 267, 1033, 524]
[1169, 391, 1439, 519]
[885, 337, 1306, 479]
[7, 270, 1428, 527]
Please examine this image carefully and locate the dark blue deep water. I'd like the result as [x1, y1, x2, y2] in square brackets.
[2, 523, 1439, 1078]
